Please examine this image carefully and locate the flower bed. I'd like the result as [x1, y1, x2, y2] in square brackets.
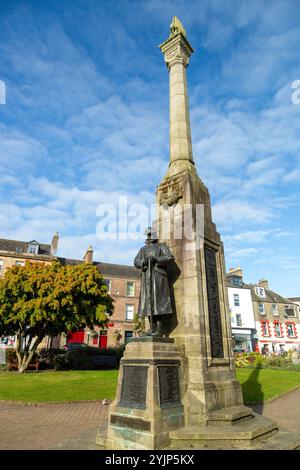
[234, 350, 300, 370]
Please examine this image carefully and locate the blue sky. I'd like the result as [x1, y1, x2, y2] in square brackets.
[0, 0, 300, 296]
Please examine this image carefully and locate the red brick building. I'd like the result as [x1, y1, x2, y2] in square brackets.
[58, 248, 141, 348]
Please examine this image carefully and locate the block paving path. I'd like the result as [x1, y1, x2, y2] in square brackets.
[250, 386, 300, 435]
[1, 387, 300, 450]
[0, 401, 109, 450]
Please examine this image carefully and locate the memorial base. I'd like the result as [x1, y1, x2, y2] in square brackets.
[96, 337, 184, 450]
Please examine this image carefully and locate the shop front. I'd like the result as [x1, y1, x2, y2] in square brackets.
[232, 329, 254, 352]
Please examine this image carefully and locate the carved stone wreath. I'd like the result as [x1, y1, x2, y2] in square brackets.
[159, 180, 183, 206]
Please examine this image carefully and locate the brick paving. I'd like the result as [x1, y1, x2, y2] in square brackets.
[1, 387, 300, 450]
[0, 401, 108, 450]
[250, 386, 300, 434]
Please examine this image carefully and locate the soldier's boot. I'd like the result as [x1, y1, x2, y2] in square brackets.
[151, 320, 163, 337]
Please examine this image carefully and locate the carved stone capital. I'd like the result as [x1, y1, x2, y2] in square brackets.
[159, 33, 193, 69]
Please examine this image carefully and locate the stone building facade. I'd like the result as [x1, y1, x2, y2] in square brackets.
[251, 279, 300, 354]
[226, 267, 256, 352]
[227, 268, 300, 354]
[0, 234, 59, 349]
[0, 234, 59, 277]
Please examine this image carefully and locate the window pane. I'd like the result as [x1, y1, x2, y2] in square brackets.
[126, 282, 134, 297]
[125, 331, 133, 344]
[126, 305, 134, 321]
[16, 261, 25, 266]
[261, 322, 268, 336]
[272, 304, 278, 315]
[287, 324, 294, 337]
[275, 323, 281, 336]
[259, 303, 265, 314]
[285, 307, 296, 317]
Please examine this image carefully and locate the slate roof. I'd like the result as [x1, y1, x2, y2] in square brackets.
[226, 277, 296, 306]
[288, 297, 300, 302]
[58, 258, 140, 279]
[246, 283, 296, 305]
[0, 238, 51, 256]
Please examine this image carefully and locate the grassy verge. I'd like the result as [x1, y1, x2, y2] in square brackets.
[236, 368, 300, 403]
[0, 370, 118, 402]
[0, 368, 299, 404]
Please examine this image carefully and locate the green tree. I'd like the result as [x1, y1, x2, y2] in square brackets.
[0, 261, 113, 373]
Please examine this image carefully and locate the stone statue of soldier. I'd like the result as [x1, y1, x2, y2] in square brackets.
[134, 227, 175, 337]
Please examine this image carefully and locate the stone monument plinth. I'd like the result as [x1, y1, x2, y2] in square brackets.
[96, 337, 184, 450]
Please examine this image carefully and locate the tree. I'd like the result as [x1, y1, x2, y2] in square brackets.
[0, 261, 114, 373]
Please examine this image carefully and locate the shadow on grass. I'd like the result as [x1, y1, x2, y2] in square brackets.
[242, 367, 264, 415]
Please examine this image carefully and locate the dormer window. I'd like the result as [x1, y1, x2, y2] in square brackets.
[16, 247, 23, 254]
[285, 306, 296, 318]
[255, 286, 265, 298]
[27, 241, 39, 255]
[232, 276, 242, 287]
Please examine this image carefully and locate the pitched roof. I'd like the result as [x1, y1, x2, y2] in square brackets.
[0, 238, 51, 255]
[58, 258, 140, 279]
[248, 284, 296, 305]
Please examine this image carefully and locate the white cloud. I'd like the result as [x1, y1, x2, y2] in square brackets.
[212, 200, 274, 227]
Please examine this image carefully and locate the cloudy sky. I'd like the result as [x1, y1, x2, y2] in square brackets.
[0, 0, 300, 296]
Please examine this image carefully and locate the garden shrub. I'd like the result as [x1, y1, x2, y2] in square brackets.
[5, 348, 17, 363]
[234, 351, 300, 370]
[64, 350, 93, 370]
[76, 345, 125, 365]
[53, 345, 125, 370]
[5, 348, 39, 364]
[38, 348, 66, 370]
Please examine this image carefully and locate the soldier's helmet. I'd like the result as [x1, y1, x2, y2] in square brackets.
[145, 226, 158, 242]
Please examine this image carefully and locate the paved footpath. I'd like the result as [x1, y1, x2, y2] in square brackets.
[250, 386, 300, 434]
[0, 401, 108, 450]
[1, 387, 300, 450]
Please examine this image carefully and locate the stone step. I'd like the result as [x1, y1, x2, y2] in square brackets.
[207, 405, 254, 426]
[254, 430, 300, 450]
[169, 414, 278, 449]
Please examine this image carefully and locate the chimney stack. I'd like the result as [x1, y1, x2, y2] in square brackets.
[50, 232, 59, 256]
[228, 266, 243, 278]
[258, 278, 269, 289]
[83, 245, 93, 264]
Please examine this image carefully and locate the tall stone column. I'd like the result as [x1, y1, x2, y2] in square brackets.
[157, 18, 246, 427]
[160, 30, 195, 177]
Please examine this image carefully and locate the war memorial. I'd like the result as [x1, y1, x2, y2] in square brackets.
[96, 18, 300, 450]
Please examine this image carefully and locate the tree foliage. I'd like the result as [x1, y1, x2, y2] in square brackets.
[0, 261, 114, 373]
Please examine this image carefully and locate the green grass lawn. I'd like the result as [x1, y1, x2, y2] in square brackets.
[0, 370, 119, 402]
[0, 368, 299, 403]
[236, 368, 300, 403]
